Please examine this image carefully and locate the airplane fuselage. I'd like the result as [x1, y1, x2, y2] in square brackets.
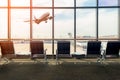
[24, 12, 53, 24]
[34, 12, 50, 24]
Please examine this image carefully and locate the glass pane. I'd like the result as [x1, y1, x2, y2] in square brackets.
[76, 40, 87, 55]
[0, 0, 7, 6]
[76, 9, 96, 39]
[14, 41, 30, 55]
[54, 0, 74, 7]
[99, 0, 118, 6]
[32, 9, 52, 39]
[99, 8, 118, 39]
[33, 0, 52, 7]
[44, 40, 52, 55]
[11, 0, 30, 6]
[14, 40, 52, 55]
[76, 0, 96, 7]
[54, 9, 74, 39]
[0, 9, 8, 38]
[11, 9, 30, 39]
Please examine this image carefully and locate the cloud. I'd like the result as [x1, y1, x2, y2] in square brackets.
[76, 9, 96, 36]
[99, 0, 118, 6]
[0, 0, 7, 6]
[11, 0, 30, 6]
[0, 0, 119, 38]
[54, 0, 74, 7]
[33, 0, 51, 6]
[76, 0, 96, 6]
[99, 9, 118, 36]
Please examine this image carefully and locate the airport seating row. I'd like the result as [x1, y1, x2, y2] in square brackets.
[0, 41, 120, 63]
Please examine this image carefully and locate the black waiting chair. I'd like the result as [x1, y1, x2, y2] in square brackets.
[56, 41, 72, 62]
[30, 41, 47, 62]
[0, 41, 16, 62]
[104, 41, 120, 58]
[86, 41, 102, 59]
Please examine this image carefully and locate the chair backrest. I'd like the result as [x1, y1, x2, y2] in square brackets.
[106, 41, 120, 57]
[0, 41, 15, 56]
[30, 41, 44, 55]
[87, 41, 101, 56]
[57, 41, 70, 54]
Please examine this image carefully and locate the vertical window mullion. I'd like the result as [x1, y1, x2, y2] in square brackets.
[74, 0, 76, 52]
[52, 0, 54, 56]
[30, 0, 32, 40]
[96, 0, 98, 41]
[118, 0, 120, 39]
[8, 0, 11, 41]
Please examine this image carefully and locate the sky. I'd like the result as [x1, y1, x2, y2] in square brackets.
[0, 0, 119, 39]
[99, 0, 118, 6]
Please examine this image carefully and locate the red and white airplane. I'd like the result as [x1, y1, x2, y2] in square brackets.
[24, 12, 53, 24]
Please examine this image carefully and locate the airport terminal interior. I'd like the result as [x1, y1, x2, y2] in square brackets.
[0, 0, 120, 80]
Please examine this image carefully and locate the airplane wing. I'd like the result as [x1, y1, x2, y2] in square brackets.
[24, 20, 30, 22]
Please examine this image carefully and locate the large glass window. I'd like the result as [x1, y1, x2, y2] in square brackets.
[98, 8, 118, 39]
[11, 9, 30, 39]
[54, 9, 74, 39]
[0, 0, 120, 55]
[76, 9, 96, 39]
[32, 9, 52, 39]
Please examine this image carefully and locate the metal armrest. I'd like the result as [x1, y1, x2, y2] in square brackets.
[44, 49, 47, 61]
[56, 49, 58, 61]
[101, 49, 106, 60]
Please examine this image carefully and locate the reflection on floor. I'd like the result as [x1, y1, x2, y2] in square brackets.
[0, 58, 120, 65]
[0, 61, 120, 80]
